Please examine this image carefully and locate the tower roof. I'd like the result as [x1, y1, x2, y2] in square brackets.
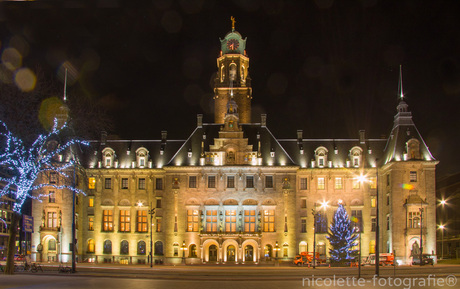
[220, 17, 247, 55]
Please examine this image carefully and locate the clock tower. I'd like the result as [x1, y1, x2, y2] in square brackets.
[213, 17, 252, 124]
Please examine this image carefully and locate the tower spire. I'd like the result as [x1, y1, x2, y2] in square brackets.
[398, 65, 404, 100]
[63, 68, 68, 102]
[231, 16, 236, 32]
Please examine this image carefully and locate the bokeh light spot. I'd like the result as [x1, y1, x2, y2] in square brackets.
[2, 47, 22, 71]
[39, 97, 69, 131]
[14, 67, 36, 92]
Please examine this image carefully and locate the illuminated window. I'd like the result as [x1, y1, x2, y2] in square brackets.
[189, 176, 197, 188]
[105, 178, 112, 189]
[317, 177, 325, 190]
[47, 212, 57, 228]
[137, 210, 147, 232]
[369, 177, 377, 189]
[88, 216, 94, 231]
[263, 210, 275, 232]
[244, 210, 256, 232]
[87, 239, 95, 253]
[48, 191, 55, 203]
[208, 176, 216, 188]
[227, 176, 235, 188]
[265, 176, 273, 188]
[300, 178, 308, 190]
[371, 197, 376, 208]
[102, 147, 115, 168]
[136, 147, 149, 168]
[335, 178, 343, 189]
[410, 171, 417, 182]
[409, 211, 421, 229]
[315, 147, 328, 167]
[102, 210, 113, 231]
[351, 210, 363, 232]
[156, 218, 162, 232]
[88, 177, 96, 189]
[353, 179, 360, 189]
[206, 210, 218, 232]
[138, 178, 146, 190]
[121, 178, 128, 189]
[246, 176, 254, 188]
[119, 210, 131, 232]
[187, 210, 199, 232]
[225, 210, 237, 232]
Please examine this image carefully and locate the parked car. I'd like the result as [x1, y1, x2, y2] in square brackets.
[412, 254, 434, 265]
[2, 254, 25, 261]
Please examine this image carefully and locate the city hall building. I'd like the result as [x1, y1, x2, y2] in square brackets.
[31, 25, 438, 265]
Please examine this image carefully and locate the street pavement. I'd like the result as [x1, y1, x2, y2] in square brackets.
[0, 263, 459, 289]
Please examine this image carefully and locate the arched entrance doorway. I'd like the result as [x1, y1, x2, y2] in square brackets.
[209, 245, 218, 261]
[41, 235, 58, 262]
[227, 245, 236, 262]
[245, 245, 254, 262]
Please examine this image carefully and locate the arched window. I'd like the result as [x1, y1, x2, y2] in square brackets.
[102, 147, 115, 168]
[87, 239, 95, 253]
[154, 241, 164, 256]
[314, 147, 328, 168]
[189, 244, 197, 258]
[103, 240, 112, 254]
[138, 241, 146, 255]
[349, 146, 363, 167]
[406, 138, 421, 160]
[136, 147, 149, 168]
[48, 239, 56, 251]
[120, 240, 129, 255]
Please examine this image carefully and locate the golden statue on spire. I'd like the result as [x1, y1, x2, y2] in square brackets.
[231, 16, 236, 31]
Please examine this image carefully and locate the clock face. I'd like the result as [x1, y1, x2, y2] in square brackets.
[227, 39, 239, 51]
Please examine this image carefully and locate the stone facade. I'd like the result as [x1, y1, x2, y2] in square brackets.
[31, 25, 438, 265]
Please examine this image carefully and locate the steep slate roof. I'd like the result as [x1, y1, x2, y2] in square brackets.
[383, 100, 435, 164]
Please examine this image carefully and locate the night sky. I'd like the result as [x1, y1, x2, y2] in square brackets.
[1, 0, 459, 177]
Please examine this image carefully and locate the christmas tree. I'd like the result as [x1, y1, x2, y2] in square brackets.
[326, 204, 358, 264]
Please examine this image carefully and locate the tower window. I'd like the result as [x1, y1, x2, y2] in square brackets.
[410, 171, 417, 182]
[227, 176, 235, 188]
[189, 176, 197, 188]
[265, 176, 273, 188]
[208, 176, 216, 188]
[246, 176, 254, 188]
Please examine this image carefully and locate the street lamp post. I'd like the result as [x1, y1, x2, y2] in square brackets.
[375, 165, 380, 277]
[312, 205, 317, 269]
[148, 203, 155, 268]
[439, 225, 445, 260]
[358, 227, 361, 279]
[181, 240, 187, 265]
[419, 207, 424, 267]
[274, 241, 280, 264]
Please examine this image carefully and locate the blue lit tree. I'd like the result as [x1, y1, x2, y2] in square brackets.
[326, 204, 358, 265]
[0, 119, 88, 274]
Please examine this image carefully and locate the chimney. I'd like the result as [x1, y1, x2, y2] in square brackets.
[261, 114, 267, 127]
[297, 130, 303, 141]
[359, 130, 366, 144]
[101, 131, 107, 145]
[197, 114, 203, 127]
[161, 131, 167, 142]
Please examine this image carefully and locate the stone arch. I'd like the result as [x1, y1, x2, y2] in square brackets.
[223, 199, 238, 206]
[204, 199, 220, 206]
[40, 235, 58, 262]
[101, 199, 114, 206]
[241, 239, 259, 263]
[202, 239, 220, 262]
[350, 199, 363, 206]
[242, 199, 258, 206]
[222, 239, 239, 263]
[186, 198, 201, 206]
[261, 198, 276, 206]
[118, 199, 130, 206]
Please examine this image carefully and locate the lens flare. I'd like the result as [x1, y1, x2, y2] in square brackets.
[400, 183, 414, 190]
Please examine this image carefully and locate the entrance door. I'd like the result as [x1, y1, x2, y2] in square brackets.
[227, 245, 236, 262]
[245, 245, 254, 262]
[209, 245, 217, 261]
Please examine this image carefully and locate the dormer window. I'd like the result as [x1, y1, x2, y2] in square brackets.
[406, 138, 421, 160]
[314, 147, 328, 168]
[102, 147, 115, 168]
[136, 147, 149, 168]
[349, 146, 363, 168]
